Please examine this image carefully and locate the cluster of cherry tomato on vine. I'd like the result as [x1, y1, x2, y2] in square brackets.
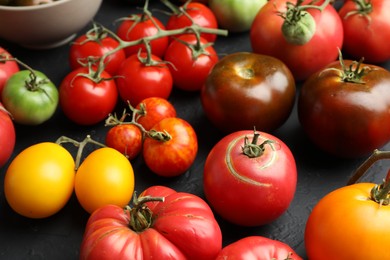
[1, 0, 390, 259]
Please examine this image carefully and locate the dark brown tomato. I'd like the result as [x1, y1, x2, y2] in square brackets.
[200, 52, 296, 134]
[298, 59, 390, 158]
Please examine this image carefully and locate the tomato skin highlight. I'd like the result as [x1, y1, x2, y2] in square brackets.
[4, 142, 75, 219]
[305, 182, 390, 260]
[203, 130, 297, 226]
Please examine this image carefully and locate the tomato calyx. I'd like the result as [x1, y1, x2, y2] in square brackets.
[343, 0, 373, 24]
[126, 192, 164, 232]
[242, 131, 276, 158]
[278, 0, 331, 45]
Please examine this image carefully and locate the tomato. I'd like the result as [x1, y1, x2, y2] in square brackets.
[297, 57, 390, 158]
[2, 70, 59, 125]
[79, 185, 222, 260]
[0, 103, 15, 167]
[216, 236, 302, 260]
[339, 0, 390, 63]
[69, 26, 126, 76]
[250, 0, 343, 81]
[59, 67, 118, 125]
[134, 97, 177, 131]
[116, 14, 169, 58]
[208, 0, 267, 33]
[164, 34, 219, 91]
[0, 47, 19, 98]
[143, 117, 198, 177]
[115, 53, 173, 106]
[305, 182, 390, 259]
[4, 142, 75, 218]
[74, 147, 135, 214]
[105, 123, 143, 160]
[165, 1, 218, 43]
[201, 52, 296, 134]
[203, 130, 297, 226]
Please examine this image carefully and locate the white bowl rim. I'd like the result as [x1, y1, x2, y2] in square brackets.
[0, 0, 73, 11]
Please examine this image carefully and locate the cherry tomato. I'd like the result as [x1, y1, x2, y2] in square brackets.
[165, 2, 218, 43]
[0, 103, 15, 167]
[203, 130, 297, 226]
[250, 0, 344, 81]
[59, 67, 118, 125]
[116, 14, 169, 58]
[164, 34, 219, 91]
[74, 147, 135, 214]
[80, 186, 222, 260]
[135, 97, 177, 131]
[339, 0, 390, 63]
[298, 57, 390, 158]
[69, 27, 126, 76]
[115, 53, 173, 106]
[143, 117, 198, 177]
[201, 52, 295, 134]
[4, 142, 75, 218]
[216, 236, 302, 260]
[105, 123, 143, 160]
[305, 182, 390, 260]
[0, 47, 19, 98]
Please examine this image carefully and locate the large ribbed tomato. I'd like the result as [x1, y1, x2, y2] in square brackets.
[79, 185, 222, 260]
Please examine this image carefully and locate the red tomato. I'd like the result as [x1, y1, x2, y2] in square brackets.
[79, 185, 222, 260]
[116, 14, 169, 58]
[165, 2, 218, 43]
[250, 0, 343, 81]
[298, 58, 390, 158]
[69, 28, 126, 76]
[164, 34, 219, 91]
[216, 236, 303, 260]
[134, 97, 177, 131]
[59, 67, 118, 125]
[115, 53, 173, 106]
[0, 103, 15, 167]
[203, 130, 297, 226]
[143, 117, 198, 177]
[201, 52, 296, 134]
[105, 123, 143, 160]
[339, 0, 390, 63]
[0, 47, 19, 98]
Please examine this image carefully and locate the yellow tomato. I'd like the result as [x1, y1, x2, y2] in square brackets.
[75, 147, 135, 214]
[4, 142, 75, 218]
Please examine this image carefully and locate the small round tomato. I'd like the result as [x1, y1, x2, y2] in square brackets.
[165, 2, 218, 42]
[105, 123, 143, 160]
[143, 117, 198, 177]
[59, 67, 118, 125]
[2, 70, 59, 125]
[115, 53, 173, 107]
[339, 0, 390, 63]
[164, 34, 219, 91]
[298, 57, 390, 158]
[4, 142, 75, 218]
[0, 47, 19, 98]
[135, 97, 177, 131]
[116, 14, 169, 58]
[201, 52, 295, 134]
[0, 103, 15, 167]
[69, 27, 126, 76]
[209, 0, 267, 32]
[203, 130, 297, 226]
[74, 147, 135, 214]
[216, 236, 302, 259]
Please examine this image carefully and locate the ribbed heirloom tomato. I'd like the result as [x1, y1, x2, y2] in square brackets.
[203, 130, 297, 226]
[79, 185, 222, 260]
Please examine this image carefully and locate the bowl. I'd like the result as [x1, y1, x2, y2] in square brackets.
[0, 0, 103, 49]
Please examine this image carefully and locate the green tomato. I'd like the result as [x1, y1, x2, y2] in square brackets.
[2, 70, 59, 125]
[209, 0, 267, 33]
